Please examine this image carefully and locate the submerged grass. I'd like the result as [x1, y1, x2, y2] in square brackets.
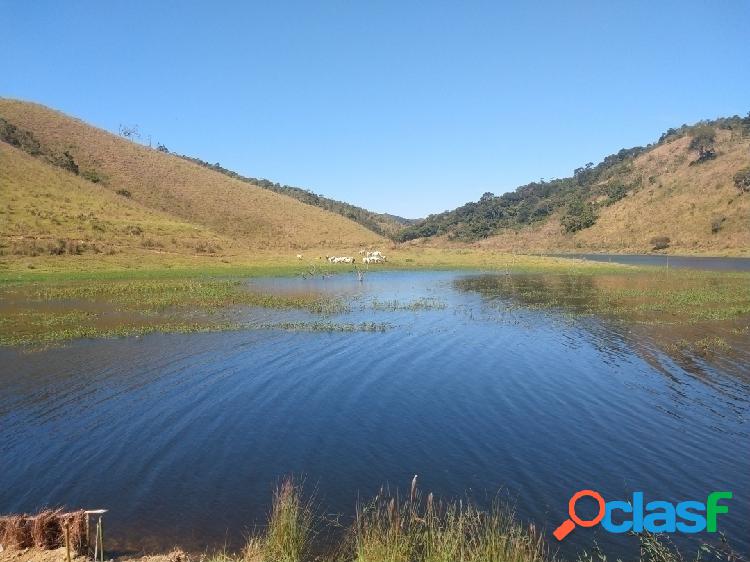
[369, 298, 447, 312]
[2, 253, 748, 346]
[0, 277, 351, 346]
[260, 322, 389, 333]
[455, 269, 750, 324]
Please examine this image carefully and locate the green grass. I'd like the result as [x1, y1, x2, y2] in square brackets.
[369, 298, 447, 311]
[455, 269, 750, 323]
[2, 254, 748, 347]
[188, 479, 740, 562]
[0, 276, 352, 346]
[260, 322, 389, 333]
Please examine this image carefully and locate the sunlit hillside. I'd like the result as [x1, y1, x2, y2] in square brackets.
[398, 117, 750, 256]
[0, 142, 242, 264]
[475, 129, 750, 255]
[0, 98, 383, 259]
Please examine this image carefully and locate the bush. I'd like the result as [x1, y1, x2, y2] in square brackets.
[711, 216, 725, 234]
[561, 198, 597, 232]
[81, 169, 105, 183]
[49, 151, 79, 174]
[0, 117, 43, 155]
[141, 238, 163, 249]
[195, 241, 221, 253]
[605, 183, 628, 206]
[733, 167, 750, 192]
[689, 125, 716, 164]
[650, 236, 671, 250]
[48, 239, 85, 255]
[116, 189, 132, 197]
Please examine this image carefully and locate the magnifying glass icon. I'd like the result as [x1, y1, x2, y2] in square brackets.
[553, 490, 606, 541]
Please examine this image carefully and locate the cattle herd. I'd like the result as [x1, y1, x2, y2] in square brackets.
[294, 250, 387, 264]
[328, 250, 386, 264]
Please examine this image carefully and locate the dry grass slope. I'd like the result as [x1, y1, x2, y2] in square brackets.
[477, 129, 750, 255]
[0, 142, 237, 260]
[0, 98, 383, 253]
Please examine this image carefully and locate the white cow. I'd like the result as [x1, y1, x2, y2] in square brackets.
[296, 254, 303, 260]
[363, 251, 386, 263]
[326, 256, 355, 264]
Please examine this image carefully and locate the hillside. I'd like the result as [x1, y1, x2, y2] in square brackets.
[0, 141, 240, 260]
[0, 98, 383, 261]
[173, 153, 415, 237]
[399, 115, 750, 255]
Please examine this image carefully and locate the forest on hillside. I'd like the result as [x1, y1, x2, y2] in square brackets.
[395, 114, 750, 242]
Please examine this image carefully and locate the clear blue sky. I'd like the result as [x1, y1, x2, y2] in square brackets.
[2, 1, 748, 218]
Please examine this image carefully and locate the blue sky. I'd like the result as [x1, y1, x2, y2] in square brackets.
[2, 1, 748, 217]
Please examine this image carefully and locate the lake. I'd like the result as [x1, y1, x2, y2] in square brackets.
[1, 271, 748, 560]
[549, 253, 750, 271]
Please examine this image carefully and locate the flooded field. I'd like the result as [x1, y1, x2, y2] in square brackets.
[0, 270, 748, 560]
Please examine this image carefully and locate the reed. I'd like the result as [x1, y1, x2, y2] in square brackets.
[31, 509, 63, 549]
[1, 492, 740, 562]
[0, 510, 87, 554]
[0, 514, 32, 549]
[347, 479, 548, 562]
[237, 478, 315, 562]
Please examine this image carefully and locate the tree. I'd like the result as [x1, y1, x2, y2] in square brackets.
[118, 124, 140, 141]
[689, 125, 716, 163]
[561, 198, 596, 232]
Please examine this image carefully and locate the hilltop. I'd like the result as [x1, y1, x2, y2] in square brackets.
[0, 98, 383, 270]
[398, 115, 750, 255]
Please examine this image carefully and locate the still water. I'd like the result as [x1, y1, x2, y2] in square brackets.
[550, 253, 750, 271]
[1, 271, 748, 559]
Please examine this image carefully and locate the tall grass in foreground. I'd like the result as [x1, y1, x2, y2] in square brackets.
[241, 479, 316, 562]
[349, 481, 547, 562]
[195, 478, 745, 562]
[11, 479, 736, 562]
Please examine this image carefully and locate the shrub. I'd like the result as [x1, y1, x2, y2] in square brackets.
[116, 189, 132, 197]
[689, 125, 716, 164]
[195, 241, 221, 253]
[605, 183, 628, 206]
[561, 198, 597, 232]
[81, 169, 105, 183]
[733, 167, 750, 192]
[47, 239, 85, 255]
[711, 216, 725, 234]
[141, 238, 163, 249]
[0, 117, 43, 155]
[650, 236, 671, 250]
[49, 151, 79, 174]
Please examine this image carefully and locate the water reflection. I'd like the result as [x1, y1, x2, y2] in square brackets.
[454, 273, 750, 384]
[1, 271, 748, 559]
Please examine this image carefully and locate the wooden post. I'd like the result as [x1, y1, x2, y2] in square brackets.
[84, 510, 107, 560]
[64, 520, 71, 562]
[98, 516, 104, 562]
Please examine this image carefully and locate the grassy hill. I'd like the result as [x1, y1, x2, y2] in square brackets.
[2, 98, 748, 272]
[0, 98, 383, 268]
[173, 153, 415, 237]
[398, 115, 750, 255]
[0, 141, 241, 260]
